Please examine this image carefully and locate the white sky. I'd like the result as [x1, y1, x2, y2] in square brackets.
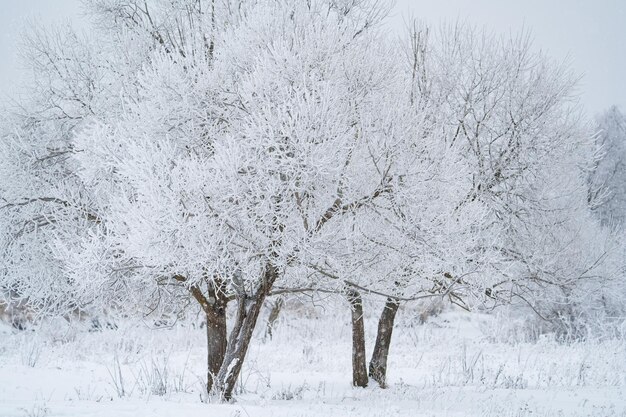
[1, 0, 624, 115]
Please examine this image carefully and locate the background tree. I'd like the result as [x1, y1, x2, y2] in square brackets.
[589, 106, 626, 229]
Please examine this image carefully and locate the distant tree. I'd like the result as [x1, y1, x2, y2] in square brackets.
[0, 25, 131, 317]
[589, 106, 626, 229]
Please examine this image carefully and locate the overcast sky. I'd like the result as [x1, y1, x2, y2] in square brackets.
[1, 0, 624, 115]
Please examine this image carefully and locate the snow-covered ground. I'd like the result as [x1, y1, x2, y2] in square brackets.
[1, 304, 625, 417]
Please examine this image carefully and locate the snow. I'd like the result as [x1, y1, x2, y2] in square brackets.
[1, 307, 624, 417]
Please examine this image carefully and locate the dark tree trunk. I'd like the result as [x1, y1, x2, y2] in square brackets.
[369, 297, 400, 388]
[214, 262, 280, 401]
[176, 275, 230, 395]
[347, 289, 368, 388]
[205, 303, 227, 393]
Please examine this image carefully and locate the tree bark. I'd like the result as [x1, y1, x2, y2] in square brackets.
[214, 262, 280, 400]
[205, 303, 227, 394]
[369, 297, 400, 388]
[176, 275, 229, 395]
[347, 289, 368, 388]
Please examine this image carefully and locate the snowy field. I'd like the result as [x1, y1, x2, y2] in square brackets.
[1, 304, 624, 417]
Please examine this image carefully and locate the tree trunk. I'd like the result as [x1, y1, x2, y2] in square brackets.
[369, 297, 400, 388]
[177, 275, 229, 395]
[205, 304, 227, 393]
[347, 289, 368, 388]
[214, 262, 280, 400]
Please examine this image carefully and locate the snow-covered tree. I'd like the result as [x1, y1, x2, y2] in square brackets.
[0, 25, 130, 317]
[326, 22, 623, 386]
[61, 0, 397, 399]
[589, 106, 626, 229]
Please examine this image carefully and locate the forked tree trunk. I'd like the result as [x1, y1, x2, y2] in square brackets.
[347, 289, 368, 388]
[214, 262, 280, 401]
[176, 275, 229, 395]
[368, 297, 400, 388]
